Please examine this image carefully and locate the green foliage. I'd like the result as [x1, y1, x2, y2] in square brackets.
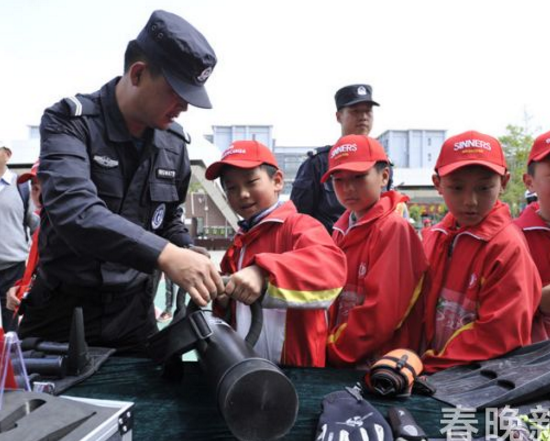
[408, 204, 422, 223]
[499, 124, 534, 216]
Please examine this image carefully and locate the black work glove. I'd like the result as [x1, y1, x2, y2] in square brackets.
[316, 389, 393, 441]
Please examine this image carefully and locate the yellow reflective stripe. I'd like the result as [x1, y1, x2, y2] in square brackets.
[266, 282, 341, 305]
[438, 321, 475, 354]
[328, 323, 347, 345]
[423, 349, 436, 357]
[395, 274, 425, 329]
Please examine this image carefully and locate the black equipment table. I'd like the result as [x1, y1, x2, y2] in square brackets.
[65, 357, 484, 440]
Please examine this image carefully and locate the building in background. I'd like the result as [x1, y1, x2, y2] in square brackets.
[8, 125, 40, 172]
[378, 129, 446, 169]
[273, 145, 312, 195]
[205, 125, 274, 152]
[379, 129, 447, 223]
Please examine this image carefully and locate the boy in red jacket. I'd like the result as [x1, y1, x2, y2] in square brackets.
[205, 140, 347, 367]
[422, 130, 541, 372]
[514, 130, 550, 342]
[322, 134, 428, 368]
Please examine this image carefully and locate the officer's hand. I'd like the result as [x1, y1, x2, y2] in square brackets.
[6, 286, 20, 311]
[158, 243, 224, 307]
[225, 265, 267, 305]
[188, 245, 210, 258]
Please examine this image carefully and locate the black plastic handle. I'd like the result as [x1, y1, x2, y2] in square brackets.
[185, 276, 264, 348]
[387, 407, 427, 441]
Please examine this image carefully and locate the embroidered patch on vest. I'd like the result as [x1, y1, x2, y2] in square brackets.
[93, 155, 119, 168]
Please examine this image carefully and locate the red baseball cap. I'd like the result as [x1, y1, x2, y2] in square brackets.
[17, 160, 39, 184]
[435, 130, 506, 177]
[320, 135, 389, 183]
[205, 140, 279, 180]
[528, 130, 550, 165]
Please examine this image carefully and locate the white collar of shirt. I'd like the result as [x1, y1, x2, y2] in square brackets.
[0, 168, 16, 193]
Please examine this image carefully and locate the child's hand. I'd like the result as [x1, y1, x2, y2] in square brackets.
[6, 286, 20, 311]
[225, 265, 267, 305]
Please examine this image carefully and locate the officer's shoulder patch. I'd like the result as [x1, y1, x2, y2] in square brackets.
[167, 122, 191, 144]
[61, 95, 99, 118]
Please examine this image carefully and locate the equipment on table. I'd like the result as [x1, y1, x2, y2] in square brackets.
[17, 308, 115, 395]
[388, 407, 427, 441]
[428, 340, 550, 409]
[316, 388, 394, 441]
[147, 288, 299, 441]
[364, 349, 432, 398]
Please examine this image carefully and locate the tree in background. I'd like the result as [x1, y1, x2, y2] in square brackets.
[499, 120, 536, 216]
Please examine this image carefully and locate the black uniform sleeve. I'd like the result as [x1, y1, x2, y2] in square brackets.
[290, 155, 320, 216]
[157, 204, 194, 248]
[39, 110, 168, 274]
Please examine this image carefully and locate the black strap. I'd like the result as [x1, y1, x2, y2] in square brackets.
[146, 309, 212, 363]
[17, 180, 30, 241]
[382, 355, 419, 378]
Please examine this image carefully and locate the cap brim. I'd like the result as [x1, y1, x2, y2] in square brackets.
[529, 148, 550, 164]
[163, 68, 212, 109]
[205, 159, 265, 180]
[17, 172, 34, 184]
[320, 161, 376, 183]
[338, 98, 380, 110]
[437, 160, 506, 177]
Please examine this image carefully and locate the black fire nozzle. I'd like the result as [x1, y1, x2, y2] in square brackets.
[147, 289, 299, 441]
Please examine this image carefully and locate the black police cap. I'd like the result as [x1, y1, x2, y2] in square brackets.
[137, 10, 217, 109]
[335, 84, 380, 111]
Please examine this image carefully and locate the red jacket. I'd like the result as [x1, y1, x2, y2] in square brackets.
[219, 201, 347, 367]
[13, 225, 40, 316]
[422, 201, 541, 372]
[327, 191, 428, 368]
[514, 202, 550, 342]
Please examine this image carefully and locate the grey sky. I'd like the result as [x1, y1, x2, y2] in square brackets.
[1, 0, 548, 147]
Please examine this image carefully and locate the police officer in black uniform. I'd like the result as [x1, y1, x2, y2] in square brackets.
[290, 84, 380, 232]
[19, 10, 225, 355]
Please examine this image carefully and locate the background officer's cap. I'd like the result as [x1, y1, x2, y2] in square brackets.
[335, 84, 380, 111]
[137, 10, 217, 109]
